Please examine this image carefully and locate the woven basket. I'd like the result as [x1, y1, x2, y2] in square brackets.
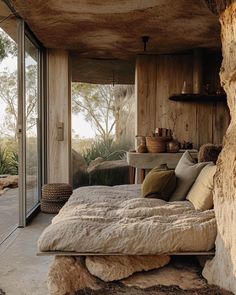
[42, 183, 72, 201]
[146, 136, 170, 153]
[41, 199, 66, 214]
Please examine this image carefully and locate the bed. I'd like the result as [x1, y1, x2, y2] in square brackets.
[38, 184, 216, 255]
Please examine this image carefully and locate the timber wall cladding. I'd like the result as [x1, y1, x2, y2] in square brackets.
[135, 54, 230, 148]
[47, 49, 72, 183]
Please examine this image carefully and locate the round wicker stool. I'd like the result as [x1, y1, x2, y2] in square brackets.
[41, 183, 73, 214]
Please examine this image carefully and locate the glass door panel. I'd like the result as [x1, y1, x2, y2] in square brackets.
[25, 36, 40, 214]
[0, 3, 19, 241]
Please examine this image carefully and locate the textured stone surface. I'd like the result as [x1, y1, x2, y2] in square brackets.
[88, 160, 130, 186]
[74, 258, 233, 295]
[71, 56, 135, 84]
[72, 149, 88, 189]
[75, 284, 232, 295]
[48, 256, 101, 295]
[10, 1, 220, 83]
[122, 263, 206, 290]
[0, 175, 18, 194]
[202, 2, 236, 294]
[10, 1, 220, 58]
[85, 255, 170, 282]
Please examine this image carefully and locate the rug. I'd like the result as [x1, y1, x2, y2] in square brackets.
[75, 283, 232, 295]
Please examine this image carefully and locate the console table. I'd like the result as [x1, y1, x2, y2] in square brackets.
[127, 150, 198, 184]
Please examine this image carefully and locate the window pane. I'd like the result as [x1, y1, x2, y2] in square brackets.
[25, 36, 39, 214]
[0, 2, 19, 241]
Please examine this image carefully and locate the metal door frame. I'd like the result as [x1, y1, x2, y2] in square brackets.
[18, 20, 44, 226]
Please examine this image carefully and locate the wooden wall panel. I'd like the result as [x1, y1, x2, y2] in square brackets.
[135, 54, 230, 149]
[136, 56, 157, 136]
[47, 49, 72, 184]
[196, 103, 214, 147]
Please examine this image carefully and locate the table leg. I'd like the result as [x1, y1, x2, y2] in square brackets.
[141, 169, 146, 183]
[129, 167, 136, 184]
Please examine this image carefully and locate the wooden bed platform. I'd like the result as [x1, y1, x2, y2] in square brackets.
[37, 251, 215, 256]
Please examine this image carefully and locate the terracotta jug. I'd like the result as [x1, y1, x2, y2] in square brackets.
[136, 135, 147, 153]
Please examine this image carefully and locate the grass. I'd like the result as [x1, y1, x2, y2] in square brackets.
[0, 146, 18, 175]
[81, 138, 130, 164]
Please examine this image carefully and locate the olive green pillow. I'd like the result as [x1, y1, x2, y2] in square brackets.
[141, 168, 176, 201]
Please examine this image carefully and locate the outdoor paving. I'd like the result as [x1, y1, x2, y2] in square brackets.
[0, 212, 53, 295]
[0, 188, 18, 242]
[0, 186, 41, 243]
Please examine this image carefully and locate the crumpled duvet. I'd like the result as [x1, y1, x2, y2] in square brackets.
[38, 184, 216, 254]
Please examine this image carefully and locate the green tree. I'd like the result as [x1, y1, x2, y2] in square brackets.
[72, 83, 134, 144]
[0, 65, 38, 140]
[0, 29, 17, 61]
[72, 83, 117, 143]
[0, 71, 18, 139]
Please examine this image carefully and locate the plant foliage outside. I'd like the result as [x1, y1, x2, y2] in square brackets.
[0, 146, 18, 175]
[81, 138, 131, 165]
[72, 83, 135, 164]
[0, 29, 38, 176]
[0, 28, 135, 177]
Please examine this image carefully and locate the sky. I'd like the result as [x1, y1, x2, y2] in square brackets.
[72, 114, 95, 138]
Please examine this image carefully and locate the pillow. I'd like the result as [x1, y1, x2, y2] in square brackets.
[141, 168, 176, 201]
[186, 164, 216, 210]
[169, 151, 211, 202]
[198, 144, 222, 164]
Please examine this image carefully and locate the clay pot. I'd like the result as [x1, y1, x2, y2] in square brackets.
[166, 139, 180, 153]
[136, 135, 147, 153]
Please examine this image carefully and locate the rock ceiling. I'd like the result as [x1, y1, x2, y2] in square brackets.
[10, 0, 221, 83]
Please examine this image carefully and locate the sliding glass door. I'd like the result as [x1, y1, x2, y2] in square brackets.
[25, 35, 41, 216]
[0, 2, 19, 242]
[18, 21, 42, 226]
[0, 4, 42, 233]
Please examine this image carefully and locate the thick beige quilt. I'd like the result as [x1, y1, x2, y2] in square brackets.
[38, 185, 216, 254]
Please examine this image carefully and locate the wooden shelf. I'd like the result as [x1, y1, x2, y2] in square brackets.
[126, 151, 198, 170]
[169, 94, 226, 102]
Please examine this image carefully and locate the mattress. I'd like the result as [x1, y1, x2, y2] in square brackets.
[38, 184, 216, 254]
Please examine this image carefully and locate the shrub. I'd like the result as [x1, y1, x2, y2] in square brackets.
[82, 138, 113, 164]
[0, 147, 10, 174]
[82, 138, 130, 164]
[0, 146, 18, 175]
[8, 150, 18, 175]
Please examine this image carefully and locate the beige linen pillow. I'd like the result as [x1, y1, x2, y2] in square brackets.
[169, 151, 211, 202]
[186, 164, 216, 210]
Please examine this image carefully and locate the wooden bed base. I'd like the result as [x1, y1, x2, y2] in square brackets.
[37, 251, 215, 256]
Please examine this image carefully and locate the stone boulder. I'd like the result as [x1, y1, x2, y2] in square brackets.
[88, 157, 105, 169]
[48, 256, 101, 295]
[0, 175, 18, 193]
[85, 255, 170, 282]
[88, 159, 131, 186]
[122, 262, 206, 290]
[72, 149, 89, 189]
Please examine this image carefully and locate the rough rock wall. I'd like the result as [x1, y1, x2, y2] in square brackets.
[114, 85, 135, 149]
[202, 2, 236, 293]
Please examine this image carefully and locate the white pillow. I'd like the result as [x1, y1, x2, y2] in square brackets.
[186, 164, 216, 210]
[169, 151, 211, 201]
